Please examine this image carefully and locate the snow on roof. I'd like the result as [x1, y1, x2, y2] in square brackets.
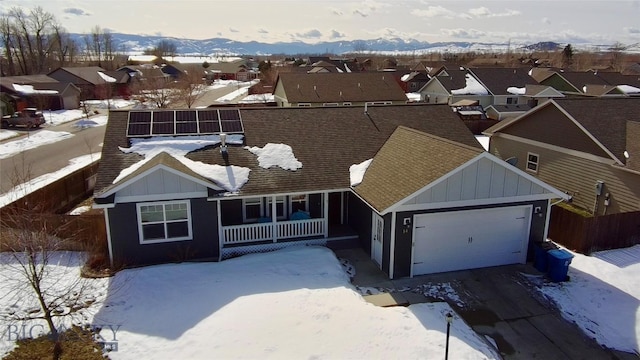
[349, 159, 372, 186]
[12, 84, 58, 95]
[97, 71, 117, 83]
[116, 134, 249, 191]
[245, 143, 302, 171]
[617, 85, 640, 94]
[451, 74, 488, 95]
[400, 73, 411, 82]
[507, 86, 526, 95]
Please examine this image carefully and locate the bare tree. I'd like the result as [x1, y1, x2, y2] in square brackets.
[129, 75, 177, 108]
[0, 205, 97, 359]
[174, 67, 207, 108]
[0, 6, 67, 76]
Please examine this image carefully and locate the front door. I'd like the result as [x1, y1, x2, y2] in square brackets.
[371, 213, 384, 268]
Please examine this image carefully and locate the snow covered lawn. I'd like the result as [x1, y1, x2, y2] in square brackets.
[1, 246, 500, 359]
[528, 245, 640, 354]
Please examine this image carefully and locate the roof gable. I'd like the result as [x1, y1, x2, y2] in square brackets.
[99, 151, 223, 199]
[353, 127, 483, 212]
[485, 98, 640, 164]
[353, 127, 565, 213]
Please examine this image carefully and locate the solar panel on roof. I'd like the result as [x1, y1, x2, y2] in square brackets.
[219, 109, 240, 120]
[126, 108, 244, 138]
[198, 109, 219, 121]
[199, 120, 221, 133]
[176, 122, 198, 134]
[127, 111, 152, 136]
[176, 110, 197, 122]
[129, 111, 151, 123]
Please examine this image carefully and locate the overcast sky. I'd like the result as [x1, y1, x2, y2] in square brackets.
[1, 0, 639, 46]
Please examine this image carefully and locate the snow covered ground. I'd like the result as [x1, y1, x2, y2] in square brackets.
[526, 245, 640, 354]
[0, 247, 500, 359]
[1, 245, 639, 358]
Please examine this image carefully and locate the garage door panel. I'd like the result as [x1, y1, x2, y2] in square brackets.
[412, 206, 531, 276]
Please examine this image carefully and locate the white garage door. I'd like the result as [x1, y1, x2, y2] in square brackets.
[412, 205, 531, 276]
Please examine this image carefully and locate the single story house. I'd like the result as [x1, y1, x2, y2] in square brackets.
[93, 104, 566, 278]
[272, 72, 408, 107]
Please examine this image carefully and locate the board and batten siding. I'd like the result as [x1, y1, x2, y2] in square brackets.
[402, 156, 548, 206]
[115, 168, 208, 201]
[107, 198, 219, 266]
[490, 136, 640, 214]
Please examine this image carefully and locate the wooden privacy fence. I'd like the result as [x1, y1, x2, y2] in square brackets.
[2, 160, 99, 214]
[548, 206, 640, 254]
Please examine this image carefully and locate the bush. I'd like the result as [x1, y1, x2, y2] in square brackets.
[4, 325, 108, 360]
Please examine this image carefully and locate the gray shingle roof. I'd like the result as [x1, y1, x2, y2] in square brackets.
[94, 105, 482, 198]
[276, 73, 408, 103]
[353, 126, 483, 212]
[469, 67, 539, 95]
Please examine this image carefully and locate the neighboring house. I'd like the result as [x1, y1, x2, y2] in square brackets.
[418, 68, 492, 106]
[93, 104, 566, 279]
[0, 75, 81, 110]
[204, 59, 258, 82]
[483, 98, 640, 215]
[400, 71, 430, 93]
[467, 67, 540, 106]
[272, 73, 408, 107]
[534, 70, 640, 97]
[48, 66, 114, 100]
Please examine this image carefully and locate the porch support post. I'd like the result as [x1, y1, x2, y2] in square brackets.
[340, 192, 344, 225]
[103, 209, 114, 267]
[323, 192, 329, 238]
[271, 195, 277, 243]
[217, 200, 223, 261]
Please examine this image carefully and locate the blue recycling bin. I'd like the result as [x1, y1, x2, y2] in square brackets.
[547, 249, 574, 282]
[533, 243, 549, 272]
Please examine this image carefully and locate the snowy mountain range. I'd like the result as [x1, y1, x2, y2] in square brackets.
[71, 33, 572, 56]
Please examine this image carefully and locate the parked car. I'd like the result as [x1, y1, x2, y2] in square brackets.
[1, 108, 46, 129]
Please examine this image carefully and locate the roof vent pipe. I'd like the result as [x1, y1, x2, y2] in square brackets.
[220, 133, 228, 154]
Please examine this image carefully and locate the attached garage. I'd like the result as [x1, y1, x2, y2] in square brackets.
[411, 205, 531, 276]
[351, 127, 569, 279]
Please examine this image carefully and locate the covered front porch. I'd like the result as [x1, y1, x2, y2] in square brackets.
[218, 190, 358, 257]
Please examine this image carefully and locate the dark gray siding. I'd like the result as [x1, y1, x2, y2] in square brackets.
[109, 198, 219, 266]
[382, 213, 392, 275]
[220, 199, 243, 225]
[309, 193, 322, 218]
[348, 192, 373, 253]
[392, 201, 548, 279]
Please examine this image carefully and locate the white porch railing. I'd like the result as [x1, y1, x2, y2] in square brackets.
[223, 222, 273, 245]
[222, 218, 325, 245]
[277, 218, 324, 240]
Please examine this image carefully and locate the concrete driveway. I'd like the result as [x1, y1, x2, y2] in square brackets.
[334, 248, 637, 360]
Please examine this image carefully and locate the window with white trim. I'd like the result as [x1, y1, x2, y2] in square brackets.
[267, 196, 287, 220]
[323, 102, 339, 107]
[297, 103, 311, 107]
[243, 197, 263, 222]
[290, 194, 308, 214]
[526, 152, 539, 173]
[137, 201, 192, 244]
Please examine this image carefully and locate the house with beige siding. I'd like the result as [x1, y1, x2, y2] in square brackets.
[272, 73, 408, 107]
[483, 98, 640, 214]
